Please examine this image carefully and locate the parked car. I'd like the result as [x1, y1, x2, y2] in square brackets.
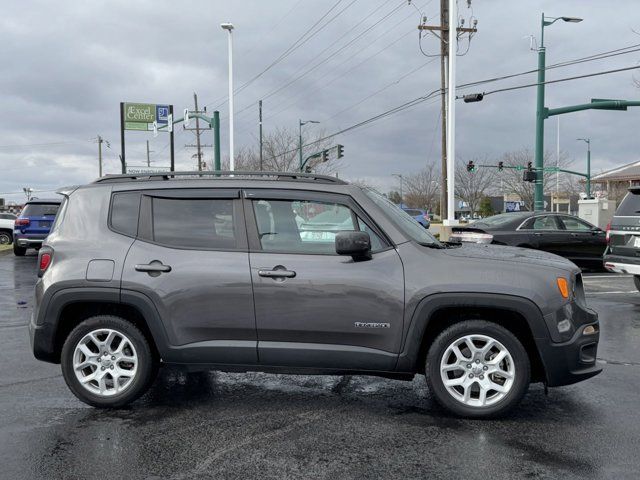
[450, 212, 607, 271]
[401, 207, 431, 228]
[31, 172, 600, 418]
[13, 198, 61, 256]
[604, 186, 640, 289]
[0, 212, 17, 244]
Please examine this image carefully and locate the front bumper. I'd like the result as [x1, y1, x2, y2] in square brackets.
[603, 254, 640, 275]
[537, 301, 601, 387]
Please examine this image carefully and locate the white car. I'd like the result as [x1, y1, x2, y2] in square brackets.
[0, 212, 17, 244]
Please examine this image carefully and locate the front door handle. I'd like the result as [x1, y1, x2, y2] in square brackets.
[258, 267, 296, 278]
[135, 261, 172, 274]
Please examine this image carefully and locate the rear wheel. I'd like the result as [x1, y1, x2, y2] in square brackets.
[426, 320, 530, 418]
[13, 244, 26, 256]
[634, 276, 640, 292]
[0, 231, 12, 245]
[61, 316, 158, 408]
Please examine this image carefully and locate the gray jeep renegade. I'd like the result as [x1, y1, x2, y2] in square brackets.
[30, 171, 601, 417]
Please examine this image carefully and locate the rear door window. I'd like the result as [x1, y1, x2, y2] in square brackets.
[150, 197, 238, 250]
[559, 216, 593, 231]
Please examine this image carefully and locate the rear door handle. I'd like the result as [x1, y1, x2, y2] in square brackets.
[135, 261, 172, 273]
[258, 268, 296, 278]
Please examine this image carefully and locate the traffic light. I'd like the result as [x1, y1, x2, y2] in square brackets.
[523, 162, 536, 182]
[463, 93, 484, 103]
[321, 150, 329, 163]
[466, 161, 475, 172]
[498, 161, 504, 171]
[337, 144, 344, 159]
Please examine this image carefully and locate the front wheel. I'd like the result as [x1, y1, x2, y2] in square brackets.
[426, 320, 530, 418]
[61, 316, 158, 408]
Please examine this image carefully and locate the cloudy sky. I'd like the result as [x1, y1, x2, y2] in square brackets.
[1, 0, 639, 203]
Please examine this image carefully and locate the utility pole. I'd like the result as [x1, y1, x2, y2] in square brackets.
[146, 140, 154, 167]
[184, 93, 212, 170]
[259, 100, 263, 171]
[419, 0, 477, 221]
[97, 135, 103, 177]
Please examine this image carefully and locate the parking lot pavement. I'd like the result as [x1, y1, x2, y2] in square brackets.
[1, 252, 640, 479]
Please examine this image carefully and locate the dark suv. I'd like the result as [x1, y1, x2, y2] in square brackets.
[30, 172, 601, 417]
[604, 186, 640, 288]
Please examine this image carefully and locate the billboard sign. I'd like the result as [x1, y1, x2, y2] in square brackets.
[123, 103, 170, 131]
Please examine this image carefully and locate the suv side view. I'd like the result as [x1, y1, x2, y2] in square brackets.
[30, 172, 601, 418]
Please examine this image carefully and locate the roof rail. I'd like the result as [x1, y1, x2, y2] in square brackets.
[93, 170, 348, 185]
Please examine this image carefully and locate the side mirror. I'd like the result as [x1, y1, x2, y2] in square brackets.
[335, 231, 372, 261]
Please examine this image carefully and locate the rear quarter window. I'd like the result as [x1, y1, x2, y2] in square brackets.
[110, 192, 141, 237]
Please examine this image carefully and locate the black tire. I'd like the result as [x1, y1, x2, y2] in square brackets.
[61, 315, 158, 408]
[13, 244, 26, 256]
[0, 230, 12, 245]
[426, 320, 530, 418]
[634, 276, 640, 292]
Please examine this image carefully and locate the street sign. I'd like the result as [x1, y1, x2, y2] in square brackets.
[125, 166, 171, 174]
[123, 102, 170, 131]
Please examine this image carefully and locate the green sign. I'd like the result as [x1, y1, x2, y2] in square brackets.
[124, 103, 156, 123]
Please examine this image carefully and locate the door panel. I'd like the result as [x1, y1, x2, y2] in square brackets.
[521, 215, 567, 256]
[245, 193, 405, 371]
[250, 250, 405, 370]
[121, 193, 257, 364]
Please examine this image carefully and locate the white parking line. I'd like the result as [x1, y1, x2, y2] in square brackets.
[583, 275, 631, 280]
[587, 291, 637, 295]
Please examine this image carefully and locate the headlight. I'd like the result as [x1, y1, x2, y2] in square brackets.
[449, 232, 493, 244]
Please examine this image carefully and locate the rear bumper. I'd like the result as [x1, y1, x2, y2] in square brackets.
[14, 233, 47, 248]
[603, 254, 640, 275]
[536, 303, 601, 387]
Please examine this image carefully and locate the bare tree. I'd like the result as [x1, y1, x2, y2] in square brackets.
[455, 157, 496, 216]
[403, 163, 441, 213]
[497, 148, 574, 210]
[212, 126, 340, 174]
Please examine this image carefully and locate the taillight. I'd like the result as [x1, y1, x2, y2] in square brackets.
[605, 222, 611, 244]
[38, 248, 53, 277]
[15, 218, 30, 226]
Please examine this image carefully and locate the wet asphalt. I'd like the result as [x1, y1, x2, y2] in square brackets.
[0, 251, 639, 479]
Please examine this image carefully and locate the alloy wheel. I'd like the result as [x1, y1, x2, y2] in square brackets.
[439, 334, 515, 408]
[72, 328, 138, 397]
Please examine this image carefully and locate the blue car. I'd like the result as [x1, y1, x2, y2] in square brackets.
[13, 198, 61, 256]
[402, 207, 431, 228]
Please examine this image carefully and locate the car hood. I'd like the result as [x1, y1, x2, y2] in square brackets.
[442, 242, 579, 274]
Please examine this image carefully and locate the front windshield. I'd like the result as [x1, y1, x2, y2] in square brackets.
[473, 212, 529, 227]
[364, 188, 440, 245]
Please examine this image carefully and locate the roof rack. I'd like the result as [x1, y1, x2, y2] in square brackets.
[93, 170, 348, 185]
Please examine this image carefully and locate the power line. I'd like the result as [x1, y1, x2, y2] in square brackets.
[230, 0, 409, 119]
[257, 2, 435, 124]
[205, 0, 349, 109]
[479, 64, 640, 97]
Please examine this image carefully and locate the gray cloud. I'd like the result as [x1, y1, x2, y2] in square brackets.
[1, 0, 639, 202]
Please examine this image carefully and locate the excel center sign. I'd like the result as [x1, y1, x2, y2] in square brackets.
[123, 102, 170, 131]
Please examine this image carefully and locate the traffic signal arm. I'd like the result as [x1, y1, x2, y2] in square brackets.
[545, 99, 640, 118]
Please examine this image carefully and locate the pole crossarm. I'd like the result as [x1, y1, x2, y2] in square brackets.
[545, 99, 640, 118]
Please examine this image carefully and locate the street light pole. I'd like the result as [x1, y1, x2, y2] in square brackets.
[221, 23, 235, 171]
[298, 119, 319, 170]
[534, 13, 582, 211]
[577, 138, 591, 198]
